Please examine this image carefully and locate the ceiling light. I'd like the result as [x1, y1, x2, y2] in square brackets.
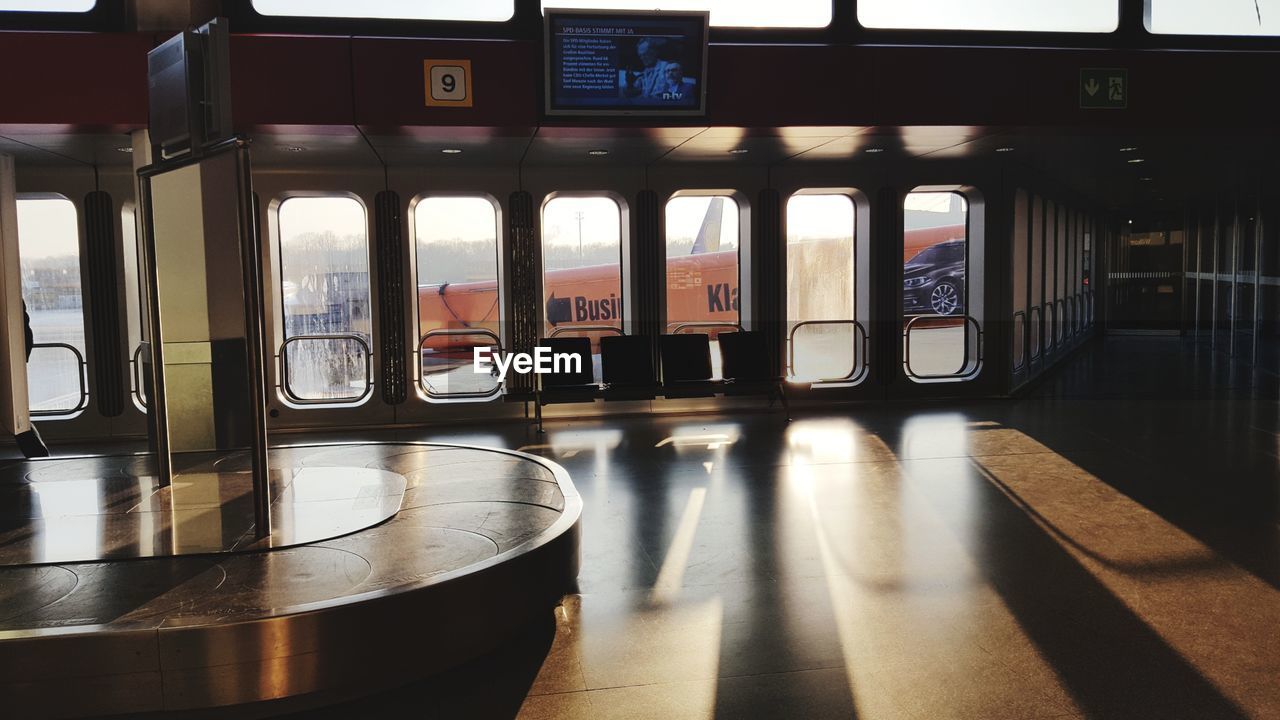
[440, 148, 463, 154]
[865, 148, 884, 154]
[277, 145, 306, 153]
[1119, 146, 1138, 152]
[587, 149, 609, 156]
[1139, 177, 1153, 181]
[1126, 158, 1145, 164]
[115, 146, 133, 153]
[728, 148, 749, 155]
[995, 147, 1015, 152]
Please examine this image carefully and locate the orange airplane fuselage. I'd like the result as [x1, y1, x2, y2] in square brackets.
[418, 224, 964, 348]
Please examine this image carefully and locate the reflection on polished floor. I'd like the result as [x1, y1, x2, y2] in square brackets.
[285, 337, 1279, 720]
[0, 452, 406, 564]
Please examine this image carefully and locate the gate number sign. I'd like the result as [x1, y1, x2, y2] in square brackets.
[424, 59, 473, 108]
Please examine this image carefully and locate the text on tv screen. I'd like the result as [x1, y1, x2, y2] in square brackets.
[545, 10, 709, 116]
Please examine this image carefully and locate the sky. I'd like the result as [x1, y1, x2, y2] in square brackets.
[859, 0, 1118, 32]
[0, 1, 93, 10]
[1149, 0, 1280, 35]
[278, 196, 368, 242]
[250, 0, 833, 27]
[253, 0, 514, 22]
[16, 198, 80, 260]
[541, 1, 831, 28]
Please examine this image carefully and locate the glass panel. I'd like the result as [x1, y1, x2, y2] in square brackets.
[17, 197, 86, 414]
[277, 196, 372, 402]
[0, 1, 94, 11]
[904, 191, 968, 377]
[541, 0, 831, 28]
[786, 193, 856, 382]
[1147, 0, 1280, 35]
[253, 0, 513, 21]
[542, 195, 623, 377]
[666, 194, 739, 379]
[416, 196, 502, 397]
[859, 0, 1118, 32]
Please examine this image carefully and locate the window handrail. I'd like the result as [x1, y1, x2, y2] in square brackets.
[279, 333, 374, 405]
[1011, 310, 1028, 372]
[902, 314, 983, 380]
[419, 328, 503, 400]
[669, 321, 743, 335]
[130, 343, 147, 409]
[547, 325, 624, 338]
[786, 319, 869, 384]
[29, 342, 88, 417]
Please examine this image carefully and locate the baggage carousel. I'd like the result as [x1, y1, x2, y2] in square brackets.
[0, 442, 581, 719]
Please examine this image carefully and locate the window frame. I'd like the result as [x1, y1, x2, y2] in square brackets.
[539, 191, 630, 341]
[15, 192, 90, 419]
[409, 191, 506, 403]
[902, 185, 984, 384]
[783, 187, 869, 386]
[271, 191, 376, 408]
[663, 189, 748, 335]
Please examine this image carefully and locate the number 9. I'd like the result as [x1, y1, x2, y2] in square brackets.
[441, 74, 456, 93]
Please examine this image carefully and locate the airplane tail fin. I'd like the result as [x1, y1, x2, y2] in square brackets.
[690, 197, 724, 255]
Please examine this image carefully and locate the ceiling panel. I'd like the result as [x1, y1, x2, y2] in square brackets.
[0, 133, 132, 167]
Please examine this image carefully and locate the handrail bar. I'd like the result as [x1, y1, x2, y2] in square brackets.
[668, 321, 743, 335]
[902, 315, 983, 381]
[279, 332, 373, 405]
[786, 319, 869, 384]
[547, 325, 624, 338]
[419, 328, 503, 400]
[29, 342, 88, 417]
[1011, 310, 1028, 372]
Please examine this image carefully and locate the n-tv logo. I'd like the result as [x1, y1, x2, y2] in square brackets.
[706, 283, 738, 313]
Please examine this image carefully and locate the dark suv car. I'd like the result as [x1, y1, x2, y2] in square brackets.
[903, 239, 966, 316]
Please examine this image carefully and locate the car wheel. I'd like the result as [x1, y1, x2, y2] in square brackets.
[930, 279, 962, 316]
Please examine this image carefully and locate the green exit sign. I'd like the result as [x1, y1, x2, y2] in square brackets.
[1080, 68, 1128, 109]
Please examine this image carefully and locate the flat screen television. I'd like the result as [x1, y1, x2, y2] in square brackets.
[544, 9, 709, 117]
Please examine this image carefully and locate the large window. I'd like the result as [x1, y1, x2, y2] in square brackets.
[252, 0, 513, 21]
[903, 191, 970, 378]
[0, 1, 94, 10]
[542, 196, 623, 376]
[16, 196, 86, 416]
[1147, 0, 1280, 35]
[858, 0, 1118, 32]
[415, 195, 502, 399]
[666, 194, 739, 377]
[786, 192, 860, 382]
[277, 196, 372, 403]
[540, 1, 831, 28]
